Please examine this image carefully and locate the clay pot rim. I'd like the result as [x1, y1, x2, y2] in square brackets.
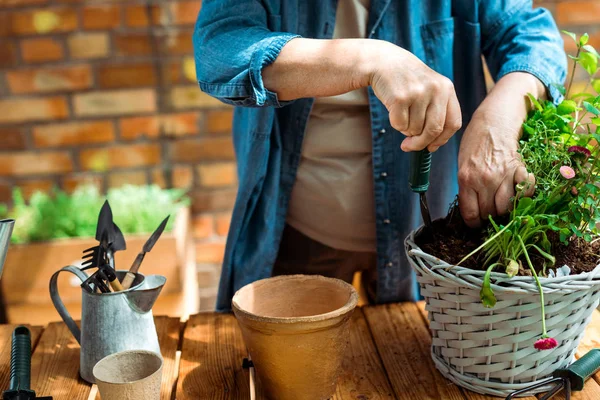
[92, 349, 163, 385]
[232, 274, 359, 324]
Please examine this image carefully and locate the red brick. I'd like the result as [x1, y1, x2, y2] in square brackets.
[151, 165, 193, 189]
[171, 137, 235, 163]
[119, 112, 199, 140]
[0, 151, 73, 176]
[62, 174, 103, 193]
[0, 42, 17, 68]
[556, 2, 600, 25]
[0, 0, 48, 7]
[15, 179, 55, 200]
[164, 31, 193, 55]
[6, 65, 92, 94]
[8, 8, 78, 35]
[82, 5, 120, 30]
[157, 1, 201, 25]
[108, 170, 148, 189]
[68, 33, 109, 59]
[170, 86, 223, 109]
[197, 162, 237, 188]
[151, 168, 167, 188]
[33, 121, 115, 148]
[195, 241, 226, 264]
[205, 110, 233, 134]
[21, 38, 64, 63]
[73, 89, 157, 117]
[193, 214, 214, 239]
[162, 61, 184, 84]
[114, 33, 153, 56]
[215, 212, 231, 236]
[0, 127, 27, 151]
[0, 97, 68, 124]
[192, 189, 237, 213]
[98, 63, 157, 89]
[80, 144, 161, 171]
[124, 4, 159, 27]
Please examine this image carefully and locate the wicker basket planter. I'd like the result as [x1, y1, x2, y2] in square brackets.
[405, 227, 600, 397]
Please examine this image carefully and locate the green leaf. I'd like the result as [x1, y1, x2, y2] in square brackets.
[569, 55, 580, 61]
[579, 52, 598, 76]
[584, 101, 600, 116]
[530, 244, 556, 265]
[570, 92, 595, 101]
[584, 232, 593, 242]
[562, 30, 577, 43]
[480, 264, 498, 308]
[557, 100, 577, 115]
[552, 83, 567, 96]
[592, 117, 600, 125]
[506, 259, 519, 278]
[580, 33, 590, 46]
[527, 93, 543, 111]
[583, 44, 600, 59]
[592, 80, 600, 94]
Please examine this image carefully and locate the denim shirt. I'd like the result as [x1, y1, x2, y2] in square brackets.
[193, 0, 566, 311]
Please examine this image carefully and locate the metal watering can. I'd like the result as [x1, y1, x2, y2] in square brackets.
[0, 219, 15, 279]
[50, 266, 166, 383]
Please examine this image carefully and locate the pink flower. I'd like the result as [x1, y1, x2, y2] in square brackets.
[560, 166, 576, 180]
[568, 146, 591, 158]
[534, 337, 558, 350]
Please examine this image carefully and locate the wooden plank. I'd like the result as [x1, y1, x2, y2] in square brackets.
[92, 316, 182, 400]
[30, 322, 91, 400]
[176, 312, 255, 399]
[332, 308, 396, 399]
[364, 303, 465, 400]
[0, 324, 43, 395]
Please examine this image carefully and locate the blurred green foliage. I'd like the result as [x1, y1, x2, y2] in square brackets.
[0, 184, 190, 244]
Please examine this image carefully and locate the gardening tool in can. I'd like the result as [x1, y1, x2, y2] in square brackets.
[0, 219, 15, 280]
[409, 149, 432, 228]
[121, 216, 169, 290]
[505, 349, 600, 399]
[2, 326, 52, 399]
[49, 266, 166, 383]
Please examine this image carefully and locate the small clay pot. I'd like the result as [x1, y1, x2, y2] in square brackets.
[92, 350, 163, 400]
[232, 274, 359, 400]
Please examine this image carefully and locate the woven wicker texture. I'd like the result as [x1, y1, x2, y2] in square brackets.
[405, 228, 600, 397]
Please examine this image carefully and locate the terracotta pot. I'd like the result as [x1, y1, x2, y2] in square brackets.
[232, 274, 358, 400]
[93, 350, 163, 400]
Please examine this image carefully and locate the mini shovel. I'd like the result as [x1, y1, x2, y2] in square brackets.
[505, 349, 600, 399]
[121, 216, 170, 290]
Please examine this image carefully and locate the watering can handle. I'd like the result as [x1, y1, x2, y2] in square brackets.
[49, 265, 88, 344]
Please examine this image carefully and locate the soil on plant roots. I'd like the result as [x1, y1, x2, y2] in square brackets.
[415, 204, 600, 276]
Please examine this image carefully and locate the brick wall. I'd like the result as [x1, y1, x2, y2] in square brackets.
[0, 0, 597, 311]
[0, 0, 233, 311]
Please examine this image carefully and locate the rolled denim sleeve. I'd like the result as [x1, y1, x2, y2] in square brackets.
[193, 0, 300, 108]
[479, 0, 567, 103]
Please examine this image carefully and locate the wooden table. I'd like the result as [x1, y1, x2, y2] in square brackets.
[2, 302, 599, 399]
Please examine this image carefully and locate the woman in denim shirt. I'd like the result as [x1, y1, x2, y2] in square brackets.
[192, 0, 567, 311]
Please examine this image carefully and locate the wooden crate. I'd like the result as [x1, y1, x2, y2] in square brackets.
[2, 207, 196, 315]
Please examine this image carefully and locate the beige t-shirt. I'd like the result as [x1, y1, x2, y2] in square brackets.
[286, 0, 375, 252]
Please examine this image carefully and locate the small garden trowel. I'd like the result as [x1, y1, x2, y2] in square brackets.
[121, 216, 170, 290]
[409, 149, 432, 229]
[505, 349, 600, 399]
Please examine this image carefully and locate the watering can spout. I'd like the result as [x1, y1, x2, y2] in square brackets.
[0, 219, 15, 279]
[125, 275, 166, 313]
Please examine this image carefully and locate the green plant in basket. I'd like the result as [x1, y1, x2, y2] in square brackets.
[459, 31, 600, 350]
[1, 184, 189, 244]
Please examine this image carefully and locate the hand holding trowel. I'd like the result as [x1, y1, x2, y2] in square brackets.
[121, 216, 170, 290]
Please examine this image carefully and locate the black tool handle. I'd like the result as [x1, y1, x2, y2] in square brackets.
[10, 326, 31, 391]
[409, 149, 432, 193]
[554, 349, 600, 391]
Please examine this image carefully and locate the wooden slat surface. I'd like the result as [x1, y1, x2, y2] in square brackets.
[0, 303, 597, 399]
[364, 303, 465, 400]
[332, 309, 396, 400]
[176, 312, 254, 399]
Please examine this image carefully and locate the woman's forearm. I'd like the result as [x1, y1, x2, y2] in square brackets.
[262, 38, 380, 101]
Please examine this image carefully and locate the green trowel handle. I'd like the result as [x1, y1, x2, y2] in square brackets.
[554, 349, 600, 391]
[409, 149, 432, 193]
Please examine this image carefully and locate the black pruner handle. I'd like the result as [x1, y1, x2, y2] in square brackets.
[409, 149, 432, 193]
[554, 349, 600, 391]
